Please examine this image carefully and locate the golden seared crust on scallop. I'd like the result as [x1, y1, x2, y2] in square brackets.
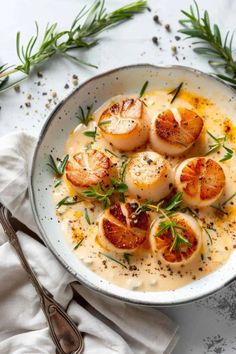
[98, 202, 149, 253]
[65, 149, 112, 194]
[98, 98, 149, 151]
[150, 213, 202, 265]
[175, 157, 225, 207]
[124, 151, 173, 202]
[150, 108, 203, 156]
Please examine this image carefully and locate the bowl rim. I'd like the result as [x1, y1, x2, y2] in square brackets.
[29, 63, 236, 306]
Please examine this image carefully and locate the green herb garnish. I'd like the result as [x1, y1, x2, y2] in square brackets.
[136, 192, 183, 215]
[124, 253, 132, 264]
[0, 0, 147, 92]
[47, 154, 69, 176]
[169, 82, 183, 103]
[57, 196, 80, 209]
[83, 182, 114, 209]
[85, 142, 93, 151]
[164, 192, 183, 211]
[76, 105, 93, 126]
[110, 178, 128, 193]
[206, 131, 233, 161]
[98, 120, 111, 127]
[100, 252, 127, 268]
[203, 227, 213, 245]
[104, 148, 120, 158]
[179, 1, 236, 88]
[211, 191, 236, 215]
[139, 80, 149, 98]
[83, 128, 97, 140]
[119, 158, 128, 181]
[155, 220, 191, 252]
[73, 239, 84, 250]
[84, 208, 91, 225]
[54, 180, 62, 188]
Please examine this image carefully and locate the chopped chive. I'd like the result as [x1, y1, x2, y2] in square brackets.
[84, 207, 91, 225]
[54, 180, 62, 188]
[104, 148, 120, 158]
[73, 239, 84, 250]
[57, 196, 80, 209]
[98, 120, 111, 127]
[169, 82, 183, 103]
[139, 80, 149, 98]
[100, 252, 127, 268]
[83, 129, 97, 139]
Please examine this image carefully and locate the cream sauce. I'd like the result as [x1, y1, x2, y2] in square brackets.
[52, 89, 236, 292]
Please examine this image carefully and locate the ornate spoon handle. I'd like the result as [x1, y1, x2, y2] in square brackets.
[0, 205, 84, 354]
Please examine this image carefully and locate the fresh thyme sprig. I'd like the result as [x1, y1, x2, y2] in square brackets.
[206, 131, 234, 161]
[169, 82, 183, 103]
[211, 191, 236, 215]
[47, 154, 69, 176]
[135, 192, 183, 215]
[110, 178, 128, 193]
[57, 196, 80, 209]
[83, 182, 114, 209]
[179, 1, 236, 88]
[0, 0, 147, 92]
[76, 105, 93, 126]
[155, 219, 191, 252]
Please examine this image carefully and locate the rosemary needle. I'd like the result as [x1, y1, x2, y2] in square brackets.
[0, 0, 147, 92]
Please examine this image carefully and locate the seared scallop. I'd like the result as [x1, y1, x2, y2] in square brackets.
[98, 98, 149, 151]
[98, 202, 149, 253]
[150, 108, 204, 156]
[175, 157, 225, 207]
[65, 149, 112, 195]
[124, 151, 173, 202]
[150, 212, 202, 265]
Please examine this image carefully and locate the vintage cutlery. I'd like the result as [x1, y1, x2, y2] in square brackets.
[0, 204, 84, 354]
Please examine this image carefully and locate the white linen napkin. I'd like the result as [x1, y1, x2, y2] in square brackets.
[0, 132, 178, 354]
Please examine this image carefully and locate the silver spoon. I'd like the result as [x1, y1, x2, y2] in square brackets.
[0, 204, 84, 354]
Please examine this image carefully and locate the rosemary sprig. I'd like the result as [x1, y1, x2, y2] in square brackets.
[206, 131, 234, 161]
[203, 227, 213, 245]
[124, 253, 132, 264]
[211, 191, 236, 215]
[0, 0, 147, 92]
[73, 239, 84, 250]
[119, 157, 129, 181]
[47, 154, 69, 176]
[100, 252, 127, 268]
[57, 196, 80, 209]
[139, 80, 149, 98]
[76, 105, 93, 126]
[135, 192, 183, 215]
[84, 208, 91, 225]
[179, 1, 236, 88]
[104, 148, 120, 158]
[54, 180, 62, 188]
[155, 220, 191, 252]
[83, 182, 114, 209]
[169, 82, 183, 103]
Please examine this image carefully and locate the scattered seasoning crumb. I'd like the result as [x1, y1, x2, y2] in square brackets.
[147, 6, 151, 12]
[25, 102, 31, 108]
[175, 35, 181, 41]
[14, 85, 21, 93]
[45, 103, 50, 109]
[27, 94, 32, 100]
[171, 46, 177, 56]
[42, 92, 47, 96]
[37, 71, 43, 78]
[72, 74, 78, 80]
[37, 81, 41, 86]
[72, 79, 79, 86]
[51, 91, 57, 98]
[19, 105, 23, 109]
[165, 24, 171, 32]
[64, 83, 69, 89]
[153, 15, 161, 24]
[152, 36, 159, 45]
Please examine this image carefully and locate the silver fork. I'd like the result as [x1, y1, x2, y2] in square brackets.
[0, 204, 84, 354]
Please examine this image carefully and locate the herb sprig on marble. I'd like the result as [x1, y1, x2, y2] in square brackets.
[179, 1, 236, 88]
[0, 0, 147, 92]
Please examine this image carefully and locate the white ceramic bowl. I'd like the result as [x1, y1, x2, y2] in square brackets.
[30, 64, 236, 306]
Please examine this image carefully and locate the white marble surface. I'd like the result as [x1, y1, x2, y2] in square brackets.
[1, 0, 236, 353]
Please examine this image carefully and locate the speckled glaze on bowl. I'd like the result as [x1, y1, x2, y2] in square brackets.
[29, 64, 236, 306]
